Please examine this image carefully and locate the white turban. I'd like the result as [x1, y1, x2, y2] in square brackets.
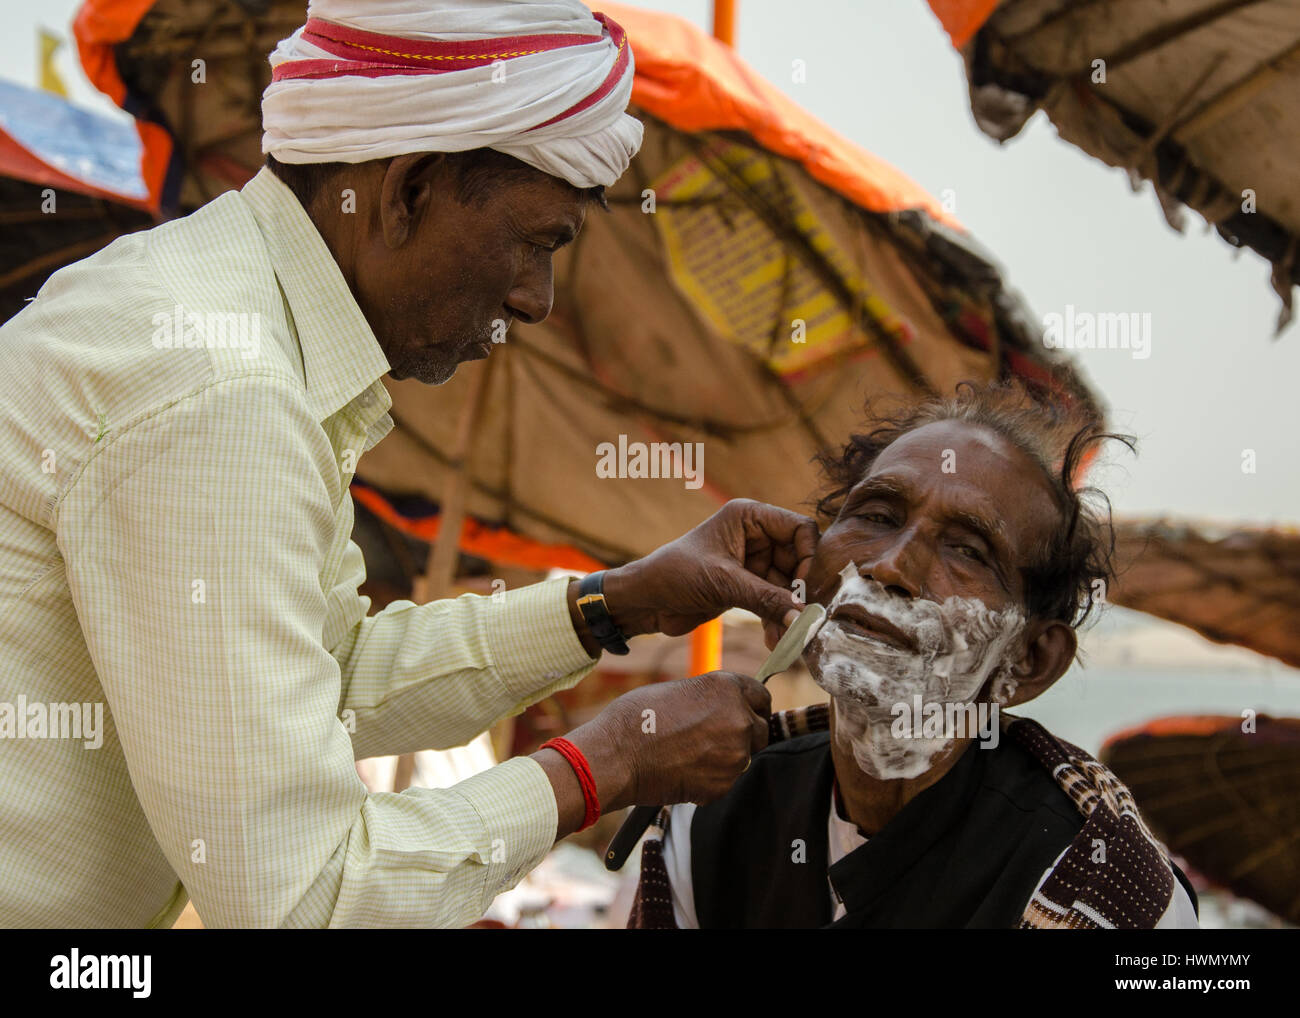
[261, 0, 643, 189]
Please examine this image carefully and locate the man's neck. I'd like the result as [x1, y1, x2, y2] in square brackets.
[828, 721, 973, 836]
[303, 199, 359, 297]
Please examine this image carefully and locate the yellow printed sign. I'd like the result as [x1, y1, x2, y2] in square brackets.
[649, 140, 884, 378]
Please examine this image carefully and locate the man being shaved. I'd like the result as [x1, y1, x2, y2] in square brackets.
[630, 382, 1199, 929]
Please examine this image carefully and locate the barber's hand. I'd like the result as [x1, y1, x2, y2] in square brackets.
[535, 672, 771, 827]
[602, 499, 819, 642]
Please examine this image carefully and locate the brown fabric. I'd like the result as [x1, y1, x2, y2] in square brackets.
[955, 0, 1300, 329]
[768, 702, 830, 743]
[1110, 518, 1300, 670]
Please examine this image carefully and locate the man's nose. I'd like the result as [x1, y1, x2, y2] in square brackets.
[505, 268, 554, 325]
[861, 533, 927, 600]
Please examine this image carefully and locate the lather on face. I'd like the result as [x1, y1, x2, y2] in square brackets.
[798, 419, 1072, 789]
[807, 564, 1025, 779]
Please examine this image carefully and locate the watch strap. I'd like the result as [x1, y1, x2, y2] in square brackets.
[576, 571, 631, 655]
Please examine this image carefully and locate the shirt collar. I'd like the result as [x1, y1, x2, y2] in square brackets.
[239, 166, 391, 422]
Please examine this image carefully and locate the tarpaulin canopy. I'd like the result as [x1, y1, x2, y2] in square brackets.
[928, 0, 1300, 329]
[0, 78, 153, 322]
[74, 0, 966, 223]
[1101, 714, 1300, 923]
[74, 0, 1102, 574]
[1108, 518, 1300, 670]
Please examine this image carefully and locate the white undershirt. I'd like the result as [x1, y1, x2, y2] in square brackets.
[826, 787, 865, 921]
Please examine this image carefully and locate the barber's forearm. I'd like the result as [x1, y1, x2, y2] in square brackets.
[533, 748, 590, 838]
[531, 713, 635, 839]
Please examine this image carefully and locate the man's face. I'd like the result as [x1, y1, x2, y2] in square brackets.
[350, 159, 589, 384]
[802, 419, 1067, 780]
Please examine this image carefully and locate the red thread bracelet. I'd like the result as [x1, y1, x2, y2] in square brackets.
[540, 737, 601, 831]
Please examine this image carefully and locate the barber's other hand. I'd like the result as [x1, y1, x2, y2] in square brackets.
[603, 499, 818, 641]
[559, 671, 771, 812]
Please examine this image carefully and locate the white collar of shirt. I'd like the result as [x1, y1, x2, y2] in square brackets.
[828, 785, 868, 865]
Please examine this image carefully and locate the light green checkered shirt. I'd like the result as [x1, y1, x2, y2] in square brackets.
[0, 168, 599, 928]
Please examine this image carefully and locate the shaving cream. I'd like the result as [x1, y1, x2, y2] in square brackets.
[804, 562, 1026, 780]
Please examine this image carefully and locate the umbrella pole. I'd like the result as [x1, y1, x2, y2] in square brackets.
[689, 616, 724, 676]
[712, 0, 736, 46]
[395, 361, 494, 792]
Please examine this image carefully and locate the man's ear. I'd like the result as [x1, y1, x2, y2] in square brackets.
[379, 153, 447, 249]
[993, 619, 1077, 708]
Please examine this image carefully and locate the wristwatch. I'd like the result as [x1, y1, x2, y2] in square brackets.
[575, 571, 631, 655]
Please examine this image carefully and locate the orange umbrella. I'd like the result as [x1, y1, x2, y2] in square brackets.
[72, 0, 1100, 586]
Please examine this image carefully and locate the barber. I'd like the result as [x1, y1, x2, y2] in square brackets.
[0, 0, 821, 928]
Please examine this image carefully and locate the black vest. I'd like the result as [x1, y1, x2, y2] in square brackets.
[689, 731, 1086, 928]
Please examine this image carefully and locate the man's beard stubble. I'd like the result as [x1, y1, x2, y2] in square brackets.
[804, 562, 1026, 780]
[389, 323, 491, 385]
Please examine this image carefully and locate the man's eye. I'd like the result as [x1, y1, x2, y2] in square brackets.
[858, 511, 894, 526]
[953, 543, 986, 563]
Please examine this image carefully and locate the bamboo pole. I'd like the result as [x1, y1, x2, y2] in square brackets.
[414, 358, 495, 602]
[687, 0, 739, 677]
[394, 359, 494, 792]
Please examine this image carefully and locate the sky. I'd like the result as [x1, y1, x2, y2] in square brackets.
[5, 0, 1299, 527]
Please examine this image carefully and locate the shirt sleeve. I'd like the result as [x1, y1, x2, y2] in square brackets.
[56, 374, 585, 927]
[325, 533, 598, 761]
